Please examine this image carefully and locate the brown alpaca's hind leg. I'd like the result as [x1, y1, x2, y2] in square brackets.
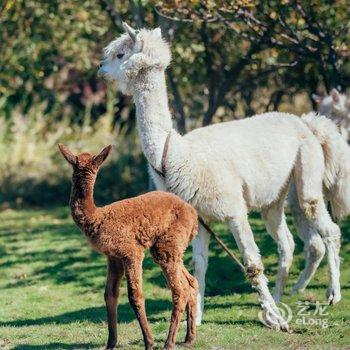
[123, 256, 154, 350]
[183, 268, 198, 346]
[161, 262, 190, 350]
[105, 257, 124, 350]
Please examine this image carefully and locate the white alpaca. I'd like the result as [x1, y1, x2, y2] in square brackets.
[312, 89, 350, 143]
[287, 88, 350, 298]
[288, 112, 350, 298]
[98, 24, 344, 330]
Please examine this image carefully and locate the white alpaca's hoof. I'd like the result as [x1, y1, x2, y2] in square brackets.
[195, 319, 202, 326]
[265, 313, 289, 332]
[327, 288, 341, 305]
[195, 316, 202, 326]
[259, 303, 291, 332]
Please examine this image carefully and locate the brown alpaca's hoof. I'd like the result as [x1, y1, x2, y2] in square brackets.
[163, 342, 175, 350]
[105, 340, 116, 349]
[145, 340, 154, 350]
[184, 336, 195, 347]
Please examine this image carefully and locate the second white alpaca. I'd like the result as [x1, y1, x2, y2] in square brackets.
[286, 88, 350, 297]
[312, 89, 350, 143]
[288, 112, 350, 297]
[99, 24, 346, 330]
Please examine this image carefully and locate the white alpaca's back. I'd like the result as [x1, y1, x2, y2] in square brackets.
[165, 113, 319, 217]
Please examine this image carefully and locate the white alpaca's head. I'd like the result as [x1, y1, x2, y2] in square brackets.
[313, 89, 350, 120]
[98, 23, 171, 94]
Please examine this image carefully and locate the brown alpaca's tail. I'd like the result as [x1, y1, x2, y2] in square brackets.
[182, 266, 198, 290]
[190, 218, 198, 242]
[179, 202, 198, 242]
[188, 206, 199, 242]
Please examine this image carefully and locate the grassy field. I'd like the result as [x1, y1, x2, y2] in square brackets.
[0, 207, 349, 349]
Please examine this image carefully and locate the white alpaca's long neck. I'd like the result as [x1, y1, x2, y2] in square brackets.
[133, 69, 175, 170]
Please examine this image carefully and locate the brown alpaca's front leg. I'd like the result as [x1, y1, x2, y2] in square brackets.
[105, 257, 124, 350]
[123, 256, 154, 350]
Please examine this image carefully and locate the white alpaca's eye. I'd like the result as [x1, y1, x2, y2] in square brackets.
[117, 53, 124, 59]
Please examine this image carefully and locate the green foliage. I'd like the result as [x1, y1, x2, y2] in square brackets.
[0, 100, 148, 207]
[0, 208, 349, 348]
[156, 0, 349, 125]
[1, 3, 349, 347]
[1, 1, 108, 118]
[0, 1, 349, 204]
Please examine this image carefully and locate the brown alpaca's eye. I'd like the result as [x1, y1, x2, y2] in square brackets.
[116, 53, 124, 59]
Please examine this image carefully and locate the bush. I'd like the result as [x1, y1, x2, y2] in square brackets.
[0, 103, 148, 208]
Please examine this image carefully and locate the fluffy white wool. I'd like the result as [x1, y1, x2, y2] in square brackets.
[301, 112, 350, 220]
[313, 89, 350, 143]
[100, 25, 343, 327]
[287, 111, 350, 299]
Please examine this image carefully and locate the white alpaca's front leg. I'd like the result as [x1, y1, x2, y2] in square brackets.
[262, 199, 295, 302]
[191, 224, 210, 326]
[228, 216, 289, 331]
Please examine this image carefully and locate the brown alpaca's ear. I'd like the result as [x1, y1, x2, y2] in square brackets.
[93, 145, 112, 167]
[58, 144, 77, 166]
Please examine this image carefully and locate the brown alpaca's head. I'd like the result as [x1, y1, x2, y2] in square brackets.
[58, 144, 112, 191]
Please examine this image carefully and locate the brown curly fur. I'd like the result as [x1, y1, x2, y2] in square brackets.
[58, 144, 198, 350]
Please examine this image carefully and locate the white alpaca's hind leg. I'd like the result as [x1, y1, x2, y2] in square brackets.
[294, 141, 341, 304]
[228, 215, 289, 331]
[191, 224, 210, 325]
[288, 181, 326, 294]
[262, 198, 295, 302]
[292, 232, 326, 294]
[307, 203, 341, 304]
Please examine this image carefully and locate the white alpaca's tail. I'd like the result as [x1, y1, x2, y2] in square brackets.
[301, 112, 350, 220]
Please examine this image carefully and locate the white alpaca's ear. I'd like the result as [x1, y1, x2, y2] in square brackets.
[331, 88, 340, 103]
[153, 27, 162, 38]
[312, 93, 322, 104]
[122, 52, 160, 77]
[122, 22, 137, 42]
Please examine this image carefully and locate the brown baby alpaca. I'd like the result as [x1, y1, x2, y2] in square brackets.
[58, 144, 198, 350]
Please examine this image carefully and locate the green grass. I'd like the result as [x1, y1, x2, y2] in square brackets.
[0, 208, 349, 349]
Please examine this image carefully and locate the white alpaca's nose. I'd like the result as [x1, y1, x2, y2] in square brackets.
[97, 65, 106, 77]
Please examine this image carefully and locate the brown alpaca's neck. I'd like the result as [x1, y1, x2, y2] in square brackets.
[69, 174, 98, 230]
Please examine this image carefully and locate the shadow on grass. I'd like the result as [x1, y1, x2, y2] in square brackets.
[203, 319, 262, 327]
[0, 296, 261, 329]
[13, 340, 191, 350]
[205, 301, 258, 309]
[2, 208, 349, 302]
[0, 299, 173, 327]
[0, 218, 108, 290]
[13, 343, 95, 350]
